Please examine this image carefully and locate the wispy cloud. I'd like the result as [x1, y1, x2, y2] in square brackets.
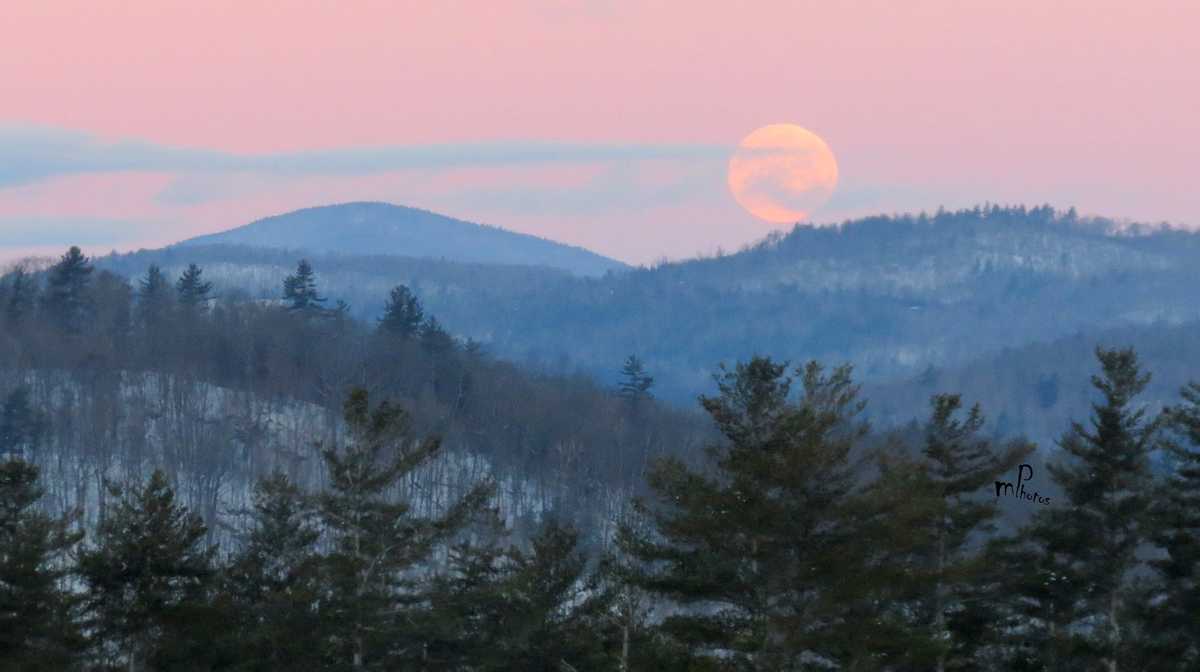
[0, 124, 729, 191]
[0, 216, 165, 247]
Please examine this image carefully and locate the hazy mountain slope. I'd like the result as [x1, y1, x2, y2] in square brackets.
[864, 319, 1200, 448]
[409, 205, 1200, 400]
[106, 205, 1200, 405]
[175, 201, 626, 277]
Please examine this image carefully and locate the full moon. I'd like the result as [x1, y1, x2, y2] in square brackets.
[727, 124, 839, 224]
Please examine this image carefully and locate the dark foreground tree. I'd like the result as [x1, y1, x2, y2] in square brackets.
[915, 394, 1034, 671]
[423, 525, 513, 670]
[223, 472, 323, 671]
[999, 347, 1157, 671]
[425, 517, 613, 671]
[620, 357, 869, 670]
[1139, 381, 1200, 669]
[317, 388, 493, 669]
[0, 459, 84, 670]
[495, 518, 614, 671]
[79, 470, 220, 672]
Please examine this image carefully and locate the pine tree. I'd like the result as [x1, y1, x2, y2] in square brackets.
[912, 394, 1034, 671]
[2, 265, 38, 327]
[501, 518, 615, 671]
[617, 355, 654, 403]
[41, 246, 94, 333]
[378, 285, 424, 338]
[0, 458, 84, 670]
[223, 472, 323, 671]
[598, 509, 661, 672]
[136, 264, 173, 328]
[619, 357, 868, 669]
[175, 263, 213, 311]
[0, 385, 47, 460]
[1003, 348, 1158, 671]
[317, 388, 493, 669]
[427, 517, 616, 671]
[835, 450, 945, 668]
[1140, 381, 1200, 668]
[282, 259, 326, 314]
[419, 316, 455, 355]
[423, 517, 514, 670]
[79, 470, 217, 672]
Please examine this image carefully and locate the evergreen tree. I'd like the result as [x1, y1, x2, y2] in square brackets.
[41, 246, 94, 333]
[316, 388, 493, 669]
[419, 316, 455, 355]
[223, 472, 323, 671]
[427, 518, 616, 671]
[0, 385, 47, 460]
[618, 355, 654, 403]
[620, 357, 868, 669]
[2, 265, 38, 327]
[92, 270, 134, 358]
[175, 263, 214, 310]
[378, 285, 424, 338]
[79, 470, 218, 672]
[834, 450, 946, 669]
[904, 395, 1034, 671]
[136, 264, 173, 329]
[500, 518, 615, 671]
[282, 259, 326, 314]
[423, 518, 514, 670]
[598, 510, 662, 672]
[1139, 381, 1200, 668]
[1003, 348, 1158, 671]
[0, 459, 84, 671]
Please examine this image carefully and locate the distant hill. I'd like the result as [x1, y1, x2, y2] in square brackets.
[864, 319, 1200, 449]
[174, 202, 626, 277]
[104, 205, 1200, 412]
[394, 204, 1200, 401]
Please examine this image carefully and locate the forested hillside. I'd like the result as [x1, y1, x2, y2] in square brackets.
[867, 319, 1200, 448]
[99, 205, 1200, 432]
[0, 248, 704, 549]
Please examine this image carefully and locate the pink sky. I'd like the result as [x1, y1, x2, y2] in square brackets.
[2, 1, 1198, 264]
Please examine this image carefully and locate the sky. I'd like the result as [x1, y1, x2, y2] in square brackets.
[2, 1, 1198, 265]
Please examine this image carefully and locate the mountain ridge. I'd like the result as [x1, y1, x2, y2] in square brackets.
[174, 201, 627, 277]
[102, 204, 1200, 408]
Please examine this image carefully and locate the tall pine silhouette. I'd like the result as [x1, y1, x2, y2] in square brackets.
[1000, 348, 1157, 671]
[317, 388, 493, 669]
[0, 458, 84, 670]
[1140, 381, 1200, 668]
[41, 246, 94, 334]
[620, 357, 867, 669]
[79, 471, 219, 671]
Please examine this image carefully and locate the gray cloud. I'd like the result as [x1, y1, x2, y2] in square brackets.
[0, 124, 729, 190]
[439, 159, 727, 217]
[0, 216, 165, 248]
